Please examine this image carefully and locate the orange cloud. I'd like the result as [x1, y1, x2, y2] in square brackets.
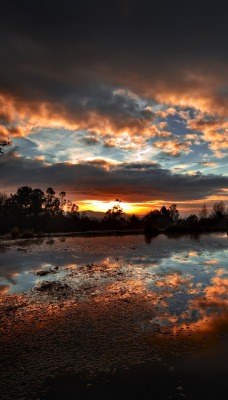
[153, 139, 192, 156]
[125, 66, 228, 118]
[198, 161, 218, 167]
[187, 118, 228, 157]
[0, 92, 158, 141]
[156, 107, 176, 118]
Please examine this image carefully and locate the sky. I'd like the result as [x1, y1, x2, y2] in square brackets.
[0, 0, 228, 215]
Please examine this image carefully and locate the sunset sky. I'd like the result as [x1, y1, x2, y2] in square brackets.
[0, 0, 227, 215]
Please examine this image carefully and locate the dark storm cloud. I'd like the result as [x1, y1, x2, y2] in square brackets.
[0, 0, 227, 121]
[1, 152, 228, 202]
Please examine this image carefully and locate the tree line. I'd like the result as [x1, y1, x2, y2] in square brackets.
[0, 186, 227, 236]
[0, 186, 79, 235]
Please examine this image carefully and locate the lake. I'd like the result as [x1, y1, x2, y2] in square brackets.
[0, 233, 228, 399]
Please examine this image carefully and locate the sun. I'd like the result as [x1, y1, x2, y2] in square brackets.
[78, 200, 138, 214]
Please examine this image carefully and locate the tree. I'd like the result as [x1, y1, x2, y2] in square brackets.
[143, 206, 172, 229]
[59, 191, 66, 211]
[186, 214, 198, 224]
[199, 203, 208, 219]
[66, 200, 79, 215]
[103, 200, 125, 229]
[105, 199, 124, 220]
[212, 201, 226, 219]
[30, 189, 45, 215]
[10, 186, 45, 215]
[105, 203, 124, 219]
[13, 186, 33, 210]
[169, 204, 180, 224]
[0, 193, 7, 219]
[0, 193, 7, 208]
[144, 210, 160, 227]
[45, 187, 55, 208]
[160, 206, 171, 218]
[71, 203, 79, 214]
[128, 214, 141, 229]
[45, 187, 60, 214]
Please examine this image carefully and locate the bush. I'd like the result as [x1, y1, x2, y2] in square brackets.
[10, 226, 21, 239]
[20, 229, 34, 238]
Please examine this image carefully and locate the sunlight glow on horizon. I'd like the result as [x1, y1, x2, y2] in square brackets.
[75, 196, 228, 216]
[76, 200, 189, 216]
[78, 200, 138, 214]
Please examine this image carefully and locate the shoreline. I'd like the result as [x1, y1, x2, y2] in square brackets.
[0, 229, 145, 241]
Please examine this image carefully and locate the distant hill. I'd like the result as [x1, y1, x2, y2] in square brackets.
[81, 210, 105, 220]
[81, 210, 130, 220]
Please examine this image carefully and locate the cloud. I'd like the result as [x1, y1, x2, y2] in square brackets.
[1, 152, 228, 203]
[0, 1, 227, 143]
[187, 118, 228, 158]
[156, 108, 177, 118]
[197, 161, 218, 167]
[103, 133, 147, 150]
[0, 89, 157, 142]
[0, 0, 227, 206]
[153, 139, 192, 156]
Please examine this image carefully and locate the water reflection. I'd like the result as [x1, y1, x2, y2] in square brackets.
[0, 233, 227, 331]
[144, 232, 159, 244]
[0, 233, 227, 400]
[1, 246, 227, 336]
[0, 284, 10, 295]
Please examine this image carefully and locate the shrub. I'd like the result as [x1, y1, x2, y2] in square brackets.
[10, 226, 21, 239]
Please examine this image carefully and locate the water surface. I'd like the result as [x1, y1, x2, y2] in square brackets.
[0, 233, 227, 399]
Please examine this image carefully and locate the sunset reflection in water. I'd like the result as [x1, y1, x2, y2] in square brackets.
[0, 233, 228, 399]
[0, 233, 227, 334]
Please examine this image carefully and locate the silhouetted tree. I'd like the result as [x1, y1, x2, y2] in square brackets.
[0, 193, 7, 208]
[45, 187, 60, 214]
[71, 203, 79, 214]
[9, 186, 45, 216]
[143, 205, 175, 229]
[199, 203, 208, 219]
[0, 186, 227, 235]
[105, 204, 124, 219]
[209, 201, 227, 230]
[103, 200, 126, 229]
[59, 191, 66, 211]
[160, 206, 170, 218]
[13, 186, 33, 211]
[211, 201, 226, 218]
[186, 214, 198, 224]
[169, 204, 180, 224]
[128, 214, 141, 229]
[30, 189, 45, 215]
